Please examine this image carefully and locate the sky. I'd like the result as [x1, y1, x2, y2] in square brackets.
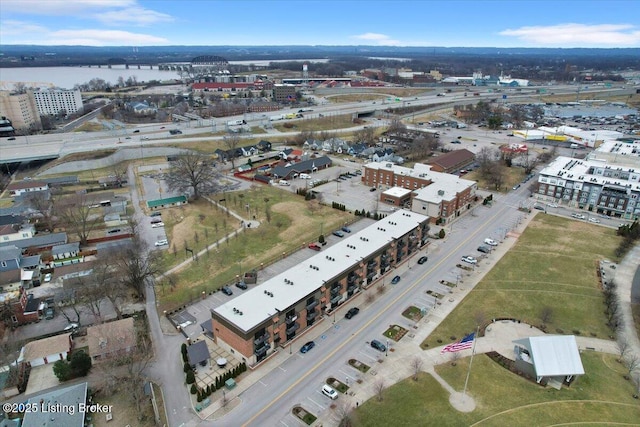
[1, 0, 639, 48]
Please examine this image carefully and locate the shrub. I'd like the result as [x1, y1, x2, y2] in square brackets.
[53, 360, 71, 382]
[69, 351, 92, 377]
[186, 370, 195, 384]
[439, 229, 446, 239]
[190, 384, 198, 395]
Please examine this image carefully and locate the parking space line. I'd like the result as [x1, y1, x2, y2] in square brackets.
[307, 396, 325, 410]
[359, 350, 377, 362]
[278, 366, 287, 372]
[339, 369, 356, 380]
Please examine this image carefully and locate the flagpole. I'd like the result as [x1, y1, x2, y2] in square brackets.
[462, 325, 480, 399]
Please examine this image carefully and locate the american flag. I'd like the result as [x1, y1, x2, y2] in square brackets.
[440, 332, 475, 353]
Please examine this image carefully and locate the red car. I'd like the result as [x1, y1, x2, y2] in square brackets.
[308, 243, 321, 251]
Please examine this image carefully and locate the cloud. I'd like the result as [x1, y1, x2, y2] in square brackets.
[352, 32, 401, 46]
[94, 7, 174, 26]
[47, 29, 170, 46]
[0, 20, 49, 36]
[500, 23, 640, 47]
[1, 0, 135, 15]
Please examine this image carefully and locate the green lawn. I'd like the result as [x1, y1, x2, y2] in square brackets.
[354, 353, 640, 426]
[156, 185, 353, 311]
[422, 214, 619, 349]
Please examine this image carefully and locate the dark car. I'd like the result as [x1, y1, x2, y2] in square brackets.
[417, 256, 428, 265]
[150, 211, 162, 217]
[133, 129, 140, 133]
[300, 341, 315, 353]
[391, 275, 401, 284]
[235, 281, 247, 290]
[332, 231, 344, 238]
[107, 228, 121, 234]
[477, 245, 491, 254]
[534, 205, 545, 211]
[8, 137, 16, 140]
[370, 187, 376, 192]
[370, 339, 386, 352]
[221, 286, 233, 296]
[341, 226, 351, 233]
[345, 307, 360, 319]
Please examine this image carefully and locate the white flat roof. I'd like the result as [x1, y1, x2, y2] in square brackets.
[382, 187, 413, 198]
[413, 175, 476, 203]
[514, 335, 584, 377]
[213, 209, 429, 333]
[539, 156, 640, 191]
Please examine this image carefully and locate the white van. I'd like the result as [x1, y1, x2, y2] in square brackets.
[299, 173, 311, 179]
[570, 143, 580, 149]
[278, 180, 290, 186]
[321, 384, 338, 400]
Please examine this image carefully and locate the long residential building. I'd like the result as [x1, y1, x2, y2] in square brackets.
[363, 161, 477, 224]
[29, 88, 83, 116]
[536, 155, 640, 219]
[211, 209, 430, 365]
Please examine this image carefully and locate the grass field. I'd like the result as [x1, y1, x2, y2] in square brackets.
[422, 214, 620, 350]
[354, 352, 640, 426]
[272, 114, 356, 133]
[463, 166, 527, 193]
[156, 186, 353, 311]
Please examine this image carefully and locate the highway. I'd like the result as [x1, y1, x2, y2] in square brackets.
[2, 84, 634, 164]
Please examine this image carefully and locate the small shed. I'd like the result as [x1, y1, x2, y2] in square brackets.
[187, 340, 210, 368]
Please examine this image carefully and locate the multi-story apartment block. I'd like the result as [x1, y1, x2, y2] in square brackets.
[363, 162, 477, 223]
[29, 88, 83, 116]
[0, 91, 41, 130]
[211, 210, 430, 365]
[536, 155, 640, 220]
[272, 84, 296, 103]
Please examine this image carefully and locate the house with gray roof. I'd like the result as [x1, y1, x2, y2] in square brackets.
[187, 340, 210, 368]
[22, 382, 88, 427]
[0, 232, 67, 252]
[271, 156, 332, 179]
[51, 242, 80, 260]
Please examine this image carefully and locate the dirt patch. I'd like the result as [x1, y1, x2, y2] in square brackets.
[170, 213, 196, 245]
[271, 201, 309, 240]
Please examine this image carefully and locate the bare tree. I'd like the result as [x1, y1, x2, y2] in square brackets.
[25, 191, 56, 231]
[107, 226, 159, 300]
[334, 401, 354, 427]
[387, 117, 406, 133]
[617, 339, 630, 362]
[222, 134, 241, 169]
[411, 356, 424, 380]
[373, 379, 385, 402]
[165, 152, 220, 200]
[58, 193, 102, 245]
[354, 126, 376, 145]
[625, 353, 640, 376]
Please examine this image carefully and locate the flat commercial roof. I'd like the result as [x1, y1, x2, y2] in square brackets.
[382, 187, 413, 198]
[214, 209, 428, 333]
[514, 335, 584, 377]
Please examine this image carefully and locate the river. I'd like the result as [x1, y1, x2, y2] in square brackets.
[0, 58, 330, 90]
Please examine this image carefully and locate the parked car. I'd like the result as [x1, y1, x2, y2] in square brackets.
[588, 218, 601, 224]
[571, 213, 586, 220]
[151, 218, 162, 224]
[391, 275, 401, 284]
[64, 323, 79, 331]
[341, 226, 351, 233]
[477, 245, 491, 254]
[512, 184, 521, 190]
[155, 239, 168, 247]
[221, 286, 233, 296]
[332, 230, 344, 238]
[308, 243, 321, 251]
[235, 281, 247, 290]
[150, 211, 162, 217]
[534, 205, 545, 211]
[484, 238, 498, 246]
[133, 130, 140, 133]
[44, 307, 54, 320]
[546, 203, 558, 208]
[370, 339, 386, 352]
[461, 255, 478, 264]
[321, 384, 339, 400]
[300, 341, 315, 353]
[43, 273, 52, 282]
[370, 187, 376, 192]
[107, 228, 121, 234]
[417, 256, 429, 265]
[345, 307, 360, 319]
[151, 222, 165, 228]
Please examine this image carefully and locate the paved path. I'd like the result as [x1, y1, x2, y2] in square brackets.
[613, 244, 640, 374]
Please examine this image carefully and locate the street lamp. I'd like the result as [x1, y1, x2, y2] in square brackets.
[386, 339, 389, 357]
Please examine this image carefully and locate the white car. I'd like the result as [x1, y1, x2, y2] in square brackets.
[588, 218, 600, 224]
[571, 213, 586, 220]
[546, 203, 558, 208]
[461, 256, 478, 265]
[64, 323, 79, 331]
[151, 222, 165, 228]
[484, 238, 498, 246]
[43, 273, 52, 282]
[155, 239, 168, 247]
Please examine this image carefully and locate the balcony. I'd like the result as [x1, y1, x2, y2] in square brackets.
[253, 333, 270, 347]
[330, 294, 342, 304]
[306, 311, 317, 321]
[347, 275, 358, 285]
[306, 300, 319, 311]
[330, 286, 341, 296]
[347, 284, 357, 293]
[254, 343, 269, 356]
[286, 322, 299, 335]
[285, 315, 297, 325]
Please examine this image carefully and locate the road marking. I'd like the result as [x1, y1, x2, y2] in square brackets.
[307, 396, 325, 410]
[339, 369, 356, 380]
[243, 200, 513, 426]
[259, 380, 267, 387]
[278, 367, 286, 372]
[279, 421, 289, 427]
[359, 350, 377, 362]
